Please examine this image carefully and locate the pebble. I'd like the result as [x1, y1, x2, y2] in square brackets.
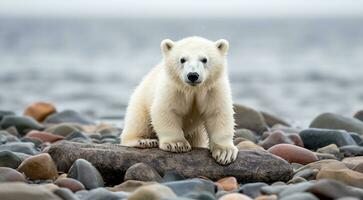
[0, 182, 62, 200]
[342, 156, 363, 167]
[254, 195, 278, 200]
[0, 167, 26, 182]
[54, 177, 85, 192]
[163, 178, 216, 196]
[239, 182, 268, 198]
[216, 177, 238, 191]
[315, 152, 338, 160]
[44, 109, 95, 125]
[287, 177, 307, 184]
[65, 131, 93, 143]
[25, 131, 64, 143]
[354, 110, 363, 122]
[24, 102, 56, 122]
[268, 144, 318, 165]
[340, 145, 363, 157]
[279, 193, 319, 200]
[68, 159, 104, 190]
[46, 123, 82, 137]
[306, 179, 363, 199]
[293, 168, 319, 181]
[0, 150, 22, 169]
[78, 187, 126, 200]
[317, 144, 342, 160]
[0, 110, 15, 121]
[233, 104, 268, 135]
[128, 184, 176, 200]
[219, 193, 252, 200]
[260, 111, 290, 127]
[21, 137, 43, 147]
[310, 113, 363, 135]
[53, 188, 79, 200]
[17, 153, 58, 180]
[185, 191, 217, 200]
[162, 171, 186, 182]
[234, 129, 257, 143]
[0, 142, 39, 155]
[124, 163, 162, 182]
[259, 131, 302, 149]
[299, 128, 356, 150]
[279, 181, 314, 197]
[109, 180, 156, 192]
[0, 116, 44, 136]
[236, 141, 264, 151]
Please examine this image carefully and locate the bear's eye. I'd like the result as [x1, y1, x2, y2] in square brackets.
[201, 58, 208, 64]
[180, 58, 186, 64]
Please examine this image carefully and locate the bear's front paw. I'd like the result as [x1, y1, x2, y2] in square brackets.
[159, 139, 191, 153]
[211, 144, 238, 165]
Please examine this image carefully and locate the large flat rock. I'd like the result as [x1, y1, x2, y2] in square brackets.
[47, 141, 292, 185]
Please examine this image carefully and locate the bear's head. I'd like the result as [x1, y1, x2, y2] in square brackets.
[161, 36, 229, 87]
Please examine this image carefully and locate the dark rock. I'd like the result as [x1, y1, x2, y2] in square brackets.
[0, 142, 39, 155]
[124, 163, 162, 182]
[162, 171, 186, 182]
[44, 110, 94, 125]
[299, 128, 356, 150]
[68, 159, 104, 189]
[354, 110, 363, 122]
[0, 150, 22, 169]
[261, 111, 290, 127]
[279, 182, 314, 197]
[0, 167, 26, 182]
[163, 178, 216, 196]
[310, 113, 363, 135]
[53, 188, 79, 200]
[48, 141, 293, 185]
[0, 182, 62, 200]
[233, 104, 268, 135]
[17, 153, 58, 180]
[54, 178, 85, 192]
[0, 116, 44, 136]
[307, 179, 363, 199]
[239, 182, 268, 198]
[0, 110, 15, 121]
[21, 137, 43, 147]
[65, 131, 92, 144]
[349, 132, 363, 145]
[340, 145, 363, 157]
[46, 124, 81, 137]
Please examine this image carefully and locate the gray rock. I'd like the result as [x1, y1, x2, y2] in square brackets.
[310, 113, 363, 135]
[279, 181, 314, 197]
[234, 129, 257, 143]
[44, 110, 94, 125]
[307, 179, 363, 199]
[124, 163, 162, 182]
[260, 185, 290, 195]
[0, 167, 26, 182]
[280, 193, 319, 200]
[299, 128, 356, 150]
[0, 116, 44, 136]
[0, 142, 39, 155]
[163, 178, 216, 196]
[46, 124, 82, 137]
[65, 131, 93, 144]
[233, 104, 268, 135]
[354, 110, 363, 122]
[339, 145, 363, 157]
[0, 150, 22, 169]
[78, 188, 124, 200]
[293, 168, 319, 181]
[0, 182, 62, 200]
[261, 111, 290, 127]
[0, 111, 15, 121]
[47, 141, 293, 185]
[53, 188, 80, 200]
[239, 182, 268, 198]
[68, 159, 104, 190]
[162, 171, 186, 182]
[184, 191, 216, 200]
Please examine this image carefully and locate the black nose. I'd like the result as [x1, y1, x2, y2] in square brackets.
[187, 72, 199, 82]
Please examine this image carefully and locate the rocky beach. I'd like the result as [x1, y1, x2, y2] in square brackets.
[1, 102, 363, 200]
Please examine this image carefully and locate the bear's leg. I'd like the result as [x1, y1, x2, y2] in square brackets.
[121, 105, 158, 148]
[205, 115, 238, 165]
[185, 125, 209, 148]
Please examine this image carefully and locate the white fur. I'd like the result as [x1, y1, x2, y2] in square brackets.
[121, 36, 237, 165]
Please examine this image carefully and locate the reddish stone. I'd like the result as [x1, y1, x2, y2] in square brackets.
[216, 177, 238, 191]
[24, 102, 56, 122]
[268, 144, 318, 165]
[26, 131, 64, 143]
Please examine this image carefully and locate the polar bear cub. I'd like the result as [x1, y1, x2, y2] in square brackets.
[121, 36, 238, 165]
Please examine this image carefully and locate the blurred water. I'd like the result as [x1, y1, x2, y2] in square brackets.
[0, 17, 363, 126]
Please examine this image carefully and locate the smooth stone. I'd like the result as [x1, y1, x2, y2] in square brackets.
[46, 124, 82, 137]
[128, 183, 176, 200]
[352, 163, 363, 173]
[315, 152, 338, 160]
[354, 110, 363, 122]
[233, 104, 268, 135]
[236, 141, 264, 151]
[287, 177, 307, 184]
[342, 156, 363, 167]
[164, 178, 216, 196]
[340, 145, 363, 157]
[101, 138, 116, 144]
[48, 141, 293, 185]
[185, 191, 216, 200]
[317, 162, 363, 188]
[0, 150, 22, 169]
[162, 171, 186, 182]
[0, 116, 44, 136]
[270, 124, 301, 134]
[299, 128, 356, 150]
[260, 111, 290, 127]
[96, 126, 122, 135]
[24, 102, 56, 122]
[219, 193, 253, 200]
[18, 153, 58, 180]
[350, 132, 363, 145]
[109, 180, 156, 192]
[41, 183, 60, 192]
[268, 144, 318, 165]
[21, 137, 43, 147]
[280, 193, 318, 200]
[239, 182, 268, 198]
[79, 187, 124, 200]
[0, 132, 7, 144]
[216, 177, 238, 191]
[254, 195, 278, 200]
[68, 159, 104, 189]
[279, 182, 314, 197]
[54, 177, 85, 192]
[293, 168, 319, 181]
[0, 167, 26, 182]
[234, 129, 257, 143]
[26, 131, 64, 143]
[14, 152, 31, 161]
[307, 179, 363, 199]
[317, 144, 342, 160]
[259, 131, 302, 149]
[53, 188, 79, 200]
[5, 126, 21, 137]
[260, 185, 290, 195]
[0, 182, 62, 200]
[291, 163, 304, 171]
[88, 133, 102, 140]
[124, 163, 162, 182]
[44, 110, 94, 125]
[0, 130, 19, 143]
[0, 142, 39, 155]
[310, 113, 363, 135]
[0, 110, 15, 121]
[65, 131, 93, 144]
[294, 159, 343, 174]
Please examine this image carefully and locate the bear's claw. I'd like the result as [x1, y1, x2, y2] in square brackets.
[211, 145, 238, 165]
[160, 140, 191, 153]
[136, 139, 159, 148]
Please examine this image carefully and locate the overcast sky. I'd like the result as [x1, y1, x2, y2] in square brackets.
[1, 0, 363, 18]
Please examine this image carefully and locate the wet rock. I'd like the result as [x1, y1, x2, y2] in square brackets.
[236, 141, 264, 151]
[79, 187, 125, 200]
[0, 167, 26, 182]
[68, 159, 104, 189]
[233, 104, 268, 135]
[260, 111, 290, 127]
[260, 185, 290, 195]
[299, 128, 356, 150]
[17, 153, 58, 180]
[279, 181, 314, 197]
[234, 129, 257, 143]
[239, 182, 268, 198]
[46, 124, 82, 137]
[0, 182, 62, 200]
[219, 193, 253, 200]
[354, 110, 363, 122]
[340, 145, 363, 157]
[164, 178, 216, 196]
[280, 193, 318, 200]
[25, 131, 64, 143]
[54, 177, 85, 192]
[24, 102, 56, 122]
[48, 141, 293, 185]
[53, 188, 79, 200]
[124, 163, 162, 182]
[0, 116, 44, 136]
[21, 137, 43, 148]
[307, 179, 363, 199]
[310, 113, 363, 135]
[216, 177, 238, 191]
[259, 131, 302, 149]
[349, 132, 363, 145]
[317, 144, 342, 160]
[44, 110, 94, 125]
[0, 150, 22, 169]
[128, 183, 176, 200]
[0, 110, 15, 121]
[0, 142, 39, 155]
[268, 144, 318, 165]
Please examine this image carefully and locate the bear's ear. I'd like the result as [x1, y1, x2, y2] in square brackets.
[161, 39, 174, 55]
[215, 39, 229, 55]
